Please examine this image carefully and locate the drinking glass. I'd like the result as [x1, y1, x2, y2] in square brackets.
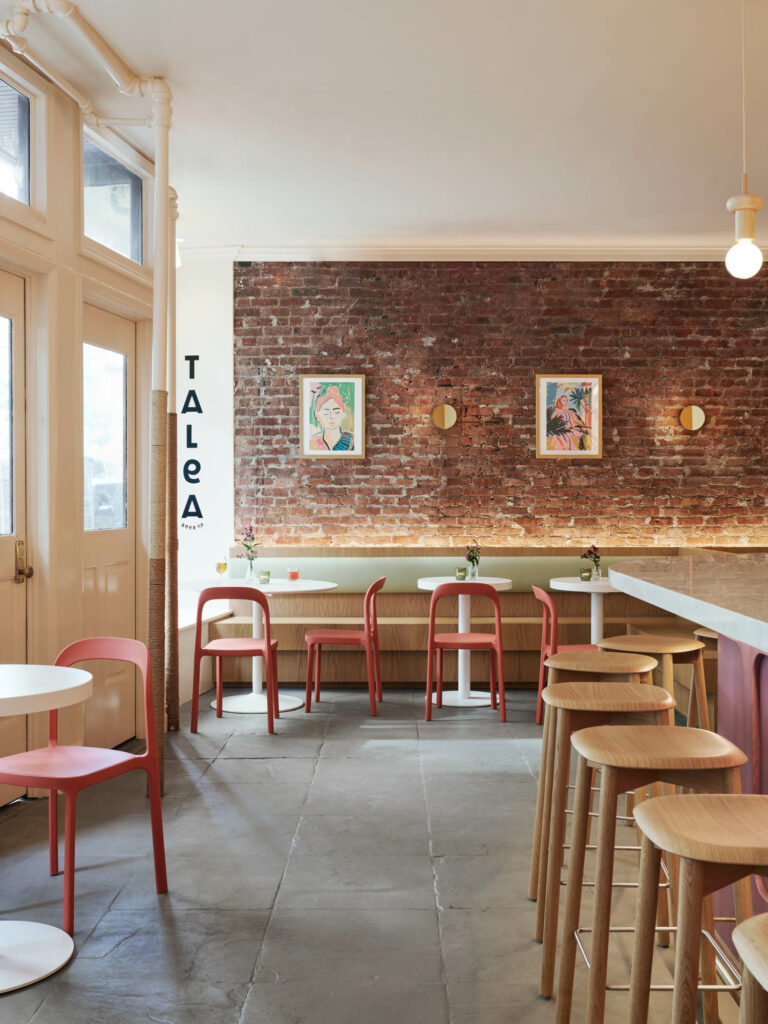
[215, 561, 228, 577]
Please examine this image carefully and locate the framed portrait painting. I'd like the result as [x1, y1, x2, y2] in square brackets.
[535, 374, 602, 458]
[300, 375, 365, 458]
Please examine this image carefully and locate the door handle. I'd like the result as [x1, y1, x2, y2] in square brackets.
[15, 540, 33, 584]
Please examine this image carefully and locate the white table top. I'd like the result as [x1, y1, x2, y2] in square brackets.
[190, 578, 339, 597]
[0, 665, 93, 717]
[417, 576, 514, 591]
[550, 575, 617, 594]
[609, 554, 768, 652]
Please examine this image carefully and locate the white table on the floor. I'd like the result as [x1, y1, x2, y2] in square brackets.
[0, 664, 92, 993]
[549, 575, 618, 644]
[193, 578, 338, 715]
[417, 576, 513, 707]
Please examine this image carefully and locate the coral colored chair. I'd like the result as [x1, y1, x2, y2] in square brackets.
[191, 586, 279, 733]
[305, 577, 386, 716]
[532, 584, 596, 725]
[0, 637, 167, 936]
[425, 582, 506, 722]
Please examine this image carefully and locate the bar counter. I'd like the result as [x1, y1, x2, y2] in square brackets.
[609, 552, 768, 932]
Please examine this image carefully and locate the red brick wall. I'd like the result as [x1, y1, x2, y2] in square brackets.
[233, 261, 768, 546]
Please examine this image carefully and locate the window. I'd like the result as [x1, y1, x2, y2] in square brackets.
[0, 317, 12, 534]
[83, 343, 127, 531]
[83, 136, 143, 264]
[0, 77, 30, 205]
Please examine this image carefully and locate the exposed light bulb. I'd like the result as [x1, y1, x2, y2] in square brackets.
[725, 237, 763, 279]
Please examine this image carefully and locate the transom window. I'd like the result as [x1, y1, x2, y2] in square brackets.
[83, 136, 143, 264]
[0, 76, 30, 206]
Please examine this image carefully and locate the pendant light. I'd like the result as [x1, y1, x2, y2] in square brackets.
[725, 0, 763, 279]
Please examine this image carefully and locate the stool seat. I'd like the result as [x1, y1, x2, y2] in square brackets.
[634, 794, 768, 864]
[542, 681, 674, 713]
[694, 627, 718, 640]
[571, 724, 746, 771]
[598, 633, 704, 656]
[544, 649, 658, 676]
[733, 913, 768, 993]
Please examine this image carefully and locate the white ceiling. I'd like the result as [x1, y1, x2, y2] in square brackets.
[12, 0, 768, 256]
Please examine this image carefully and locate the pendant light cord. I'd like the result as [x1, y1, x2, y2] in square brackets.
[741, 0, 748, 192]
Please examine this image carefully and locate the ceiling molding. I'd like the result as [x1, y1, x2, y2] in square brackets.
[181, 243, 727, 263]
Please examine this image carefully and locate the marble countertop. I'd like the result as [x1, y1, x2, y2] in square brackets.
[608, 553, 768, 653]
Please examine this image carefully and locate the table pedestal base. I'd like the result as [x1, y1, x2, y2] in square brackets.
[0, 921, 74, 993]
[431, 691, 492, 708]
[210, 692, 305, 715]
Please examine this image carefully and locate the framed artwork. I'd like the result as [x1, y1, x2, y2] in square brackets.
[535, 374, 602, 458]
[300, 375, 366, 458]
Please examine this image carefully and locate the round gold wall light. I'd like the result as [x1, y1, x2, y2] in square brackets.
[680, 405, 706, 431]
[432, 404, 457, 429]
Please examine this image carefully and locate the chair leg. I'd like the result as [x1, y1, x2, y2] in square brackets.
[265, 654, 275, 734]
[145, 766, 168, 894]
[364, 640, 377, 717]
[62, 792, 77, 936]
[313, 647, 323, 704]
[49, 789, 59, 875]
[495, 647, 506, 722]
[215, 657, 223, 717]
[671, 858, 704, 1024]
[629, 833, 663, 1024]
[425, 645, 434, 721]
[535, 650, 547, 725]
[436, 648, 443, 707]
[191, 653, 201, 732]
[374, 639, 383, 702]
[489, 651, 497, 709]
[304, 644, 314, 712]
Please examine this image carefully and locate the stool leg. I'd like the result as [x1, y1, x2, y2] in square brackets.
[555, 753, 593, 1024]
[535, 704, 557, 932]
[660, 652, 675, 699]
[541, 708, 572, 997]
[529, 700, 553, 901]
[692, 651, 710, 730]
[671, 857, 704, 1024]
[629, 833, 662, 1024]
[700, 895, 719, 1024]
[586, 766, 620, 1024]
[741, 965, 768, 1024]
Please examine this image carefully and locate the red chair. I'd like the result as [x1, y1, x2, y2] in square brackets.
[191, 586, 279, 734]
[305, 577, 385, 716]
[0, 637, 167, 936]
[425, 582, 506, 722]
[531, 584, 597, 725]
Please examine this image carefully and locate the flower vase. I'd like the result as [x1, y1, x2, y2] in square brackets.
[591, 564, 602, 581]
[468, 563, 479, 580]
[246, 560, 255, 581]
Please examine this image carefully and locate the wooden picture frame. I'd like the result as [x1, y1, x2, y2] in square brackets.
[300, 375, 366, 458]
[535, 374, 602, 458]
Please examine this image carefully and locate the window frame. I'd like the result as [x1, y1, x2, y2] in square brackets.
[0, 56, 49, 235]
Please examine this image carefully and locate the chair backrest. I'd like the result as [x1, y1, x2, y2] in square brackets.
[428, 582, 502, 644]
[531, 584, 558, 654]
[54, 637, 155, 759]
[194, 585, 273, 657]
[363, 577, 386, 640]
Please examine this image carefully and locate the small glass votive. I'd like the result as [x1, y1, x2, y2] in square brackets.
[286, 568, 300, 581]
[579, 567, 593, 582]
[259, 569, 271, 584]
[455, 566, 467, 581]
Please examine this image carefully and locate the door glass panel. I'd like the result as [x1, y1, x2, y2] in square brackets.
[83, 343, 127, 531]
[0, 317, 11, 535]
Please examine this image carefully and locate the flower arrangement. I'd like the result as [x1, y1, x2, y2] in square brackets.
[238, 522, 258, 564]
[465, 539, 480, 571]
[581, 544, 601, 571]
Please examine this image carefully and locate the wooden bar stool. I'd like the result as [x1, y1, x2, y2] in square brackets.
[597, 633, 710, 728]
[537, 681, 675, 999]
[732, 914, 768, 1024]
[556, 725, 747, 1024]
[630, 794, 768, 1024]
[529, 648, 658, 905]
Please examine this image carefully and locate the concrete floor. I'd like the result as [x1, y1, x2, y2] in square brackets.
[0, 689, 739, 1023]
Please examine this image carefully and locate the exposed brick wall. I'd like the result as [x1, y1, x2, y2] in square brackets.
[233, 261, 768, 546]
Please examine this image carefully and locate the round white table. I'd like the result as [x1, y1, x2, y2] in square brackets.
[0, 664, 92, 993]
[549, 575, 618, 644]
[417, 576, 513, 707]
[193, 578, 338, 715]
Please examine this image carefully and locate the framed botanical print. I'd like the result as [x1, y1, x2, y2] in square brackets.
[535, 374, 602, 458]
[300, 375, 365, 458]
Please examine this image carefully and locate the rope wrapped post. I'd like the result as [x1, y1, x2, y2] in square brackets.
[165, 188, 180, 731]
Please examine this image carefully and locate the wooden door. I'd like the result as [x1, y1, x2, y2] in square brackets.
[81, 305, 136, 748]
[0, 269, 27, 805]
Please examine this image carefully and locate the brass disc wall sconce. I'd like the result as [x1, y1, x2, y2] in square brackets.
[432, 404, 457, 429]
[679, 405, 705, 431]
